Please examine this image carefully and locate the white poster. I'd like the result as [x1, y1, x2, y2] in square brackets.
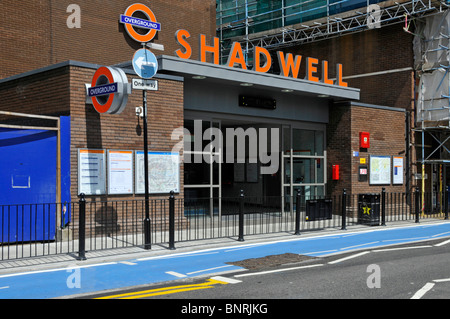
[78, 149, 106, 195]
[135, 151, 180, 194]
[369, 155, 391, 185]
[108, 150, 133, 194]
[393, 156, 404, 185]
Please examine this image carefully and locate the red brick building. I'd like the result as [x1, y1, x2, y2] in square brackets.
[0, 0, 409, 212]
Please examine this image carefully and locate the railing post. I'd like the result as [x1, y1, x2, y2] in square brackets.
[445, 186, 449, 220]
[415, 187, 420, 223]
[295, 189, 301, 235]
[238, 189, 245, 242]
[381, 187, 386, 226]
[341, 189, 347, 230]
[169, 190, 176, 250]
[77, 193, 86, 261]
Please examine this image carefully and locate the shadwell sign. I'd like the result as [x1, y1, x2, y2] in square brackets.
[174, 29, 348, 88]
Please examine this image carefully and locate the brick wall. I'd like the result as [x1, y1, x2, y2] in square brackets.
[0, 0, 216, 79]
[327, 103, 407, 197]
[286, 24, 414, 110]
[69, 65, 184, 203]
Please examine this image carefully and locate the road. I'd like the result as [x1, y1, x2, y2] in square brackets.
[1, 221, 450, 300]
[89, 238, 450, 301]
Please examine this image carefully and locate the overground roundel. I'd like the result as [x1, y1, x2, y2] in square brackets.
[120, 3, 161, 43]
[88, 66, 131, 114]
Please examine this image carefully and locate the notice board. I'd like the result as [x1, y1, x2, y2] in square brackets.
[369, 155, 391, 185]
[78, 149, 106, 195]
[135, 151, 180, 194]
[107, 150, 133, 194]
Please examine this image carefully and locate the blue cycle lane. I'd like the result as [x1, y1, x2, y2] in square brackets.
[1, 222, 450, 299]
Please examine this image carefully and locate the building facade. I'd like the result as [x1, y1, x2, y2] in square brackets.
[0, 0, 429, 237]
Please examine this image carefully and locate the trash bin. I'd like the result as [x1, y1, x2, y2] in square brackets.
[358, 194, 380, 226]
[306, 199, 332, 221]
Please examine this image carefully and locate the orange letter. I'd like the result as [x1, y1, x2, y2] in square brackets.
[336, 63, 348, 87]
[253, 46, 271, 73]
[277, 52, 302, 78]
[175, 29, 192, 60]
[306, 57, 319, 82]
[321, 60, 333, 85]
[227, 42, 247, 70]
[199, 34, 219, 65]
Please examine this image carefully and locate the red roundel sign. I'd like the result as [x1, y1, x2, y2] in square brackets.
[87, 67, 130, 114]
[120, 3, 161, 43]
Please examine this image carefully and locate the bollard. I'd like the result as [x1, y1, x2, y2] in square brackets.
[415, 187, 420, 223]
[381, 188, 386, 226]
[77, 193, 87, 261]
[295, 189, 301, 235]
[169, 190, 176, 250]
[341, 189, 347, 230]
[238, 190, 245, 242]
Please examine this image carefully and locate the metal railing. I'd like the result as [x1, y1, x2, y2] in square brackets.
[0, 188, 448, 262]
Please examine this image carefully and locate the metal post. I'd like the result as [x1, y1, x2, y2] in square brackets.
[445, 185, 449, 220]
[295, 189, 301, 235]
[143, 89, 151, 250]
[169, 190, 175, 250]
[381, 187, 386, 226]
[341, 189, 347, 230]
[238, 189, 244, 242]
[77, 193, 86, 261]
[415, 187, 420, 223]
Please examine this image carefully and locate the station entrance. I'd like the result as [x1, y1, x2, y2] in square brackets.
[183, 114, 326, 216]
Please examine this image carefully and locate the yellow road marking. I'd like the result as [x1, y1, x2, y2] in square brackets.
[96, 278, 229, 299]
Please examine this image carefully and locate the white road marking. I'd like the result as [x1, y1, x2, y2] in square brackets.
[340, 241, 379, 251]
[328, 251, 370, 264]
[372, 245, 432, 253]
[433, 278, 450, 283]
[305, 249, 337, 255]
[166, 271, 187, 278]
[432, 231, 450, 238]
[411, 282, 435, 299]
[434, 238, 450, 247]
[186, 265, 234, 275]
[234, 264, 324, 278]
[119, 261, 137, 265]
[210, 276, 242, 284]
[0, 262, 118, 279]
[0, 286, 9, 290]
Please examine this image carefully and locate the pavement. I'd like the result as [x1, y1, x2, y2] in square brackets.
[1, 219, 450, 299]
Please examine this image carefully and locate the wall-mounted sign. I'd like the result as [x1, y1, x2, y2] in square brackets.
[132, 48, 158, 79]
[78, 149, 106, 195]
[369, 155, 391, 185]
[135, 151, 180, 194]
[107, 150, 133, 194]
[393, 156, 404, 185]
[85, 66, 131, 114]
[174, 29, 348, 87]
[120, 3, 161, 43]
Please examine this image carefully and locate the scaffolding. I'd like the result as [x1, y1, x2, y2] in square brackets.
[217, 0, 444, 63]
[414, 9, 450, 213]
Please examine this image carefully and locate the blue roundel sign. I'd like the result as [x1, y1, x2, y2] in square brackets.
[132, 48, 158, 79]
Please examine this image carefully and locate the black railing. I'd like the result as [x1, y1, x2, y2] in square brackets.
[0, 189, 449, 262]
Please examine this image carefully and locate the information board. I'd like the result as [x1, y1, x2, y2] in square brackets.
[135, 151, 180, 194]
[392, 156, 404, 185]
[369, 155, 391, 185]
[107, 150, 133, 194]
[78, 149, 106, 195]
